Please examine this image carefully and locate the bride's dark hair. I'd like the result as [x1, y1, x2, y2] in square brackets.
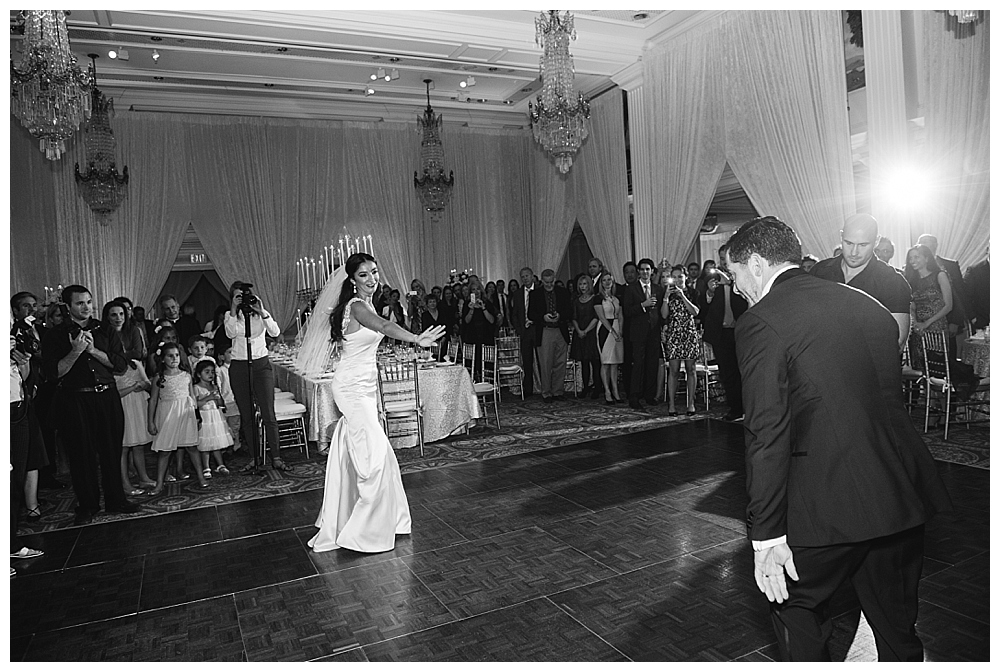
[330, 252, 377, 341]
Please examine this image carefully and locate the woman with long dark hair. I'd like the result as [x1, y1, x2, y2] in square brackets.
[307, 253, 445, 554]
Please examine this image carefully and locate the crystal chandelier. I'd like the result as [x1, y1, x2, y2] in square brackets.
[529, 10, 590, 174]
[413, 79, 455, 213]
[947, 10, 980, 23]
[10, 10, 94, 161]
[74, 56, 129, 220]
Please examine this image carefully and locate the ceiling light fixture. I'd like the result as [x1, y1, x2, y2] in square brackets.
[529, 10, 590, 174]
[413, 79, 454, 215]
[390, 68, 399, 80]
[74, 54, 129, 220]
[365, 86, 375, 96]
[10, 10, 94, 160]
[151, 49, 160, 64]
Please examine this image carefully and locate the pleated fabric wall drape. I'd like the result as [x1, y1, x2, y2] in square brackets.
[574, 89, 633, 279]
[638, 10, 856, 261]
[10, 114, 193, 312]
[919, 11, 990, 270]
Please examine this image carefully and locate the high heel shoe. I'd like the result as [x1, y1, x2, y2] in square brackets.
[605, 396, 615, 406]
[25, 506, 42, 520]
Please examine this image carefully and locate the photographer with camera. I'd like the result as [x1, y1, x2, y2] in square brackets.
[40, 285, 139, 525]
[223, 280, 287, 472]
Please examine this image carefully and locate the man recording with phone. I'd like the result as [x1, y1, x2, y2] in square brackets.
[223, 280, 287, 472]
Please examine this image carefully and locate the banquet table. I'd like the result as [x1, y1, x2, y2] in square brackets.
[270, 356, 481, 451]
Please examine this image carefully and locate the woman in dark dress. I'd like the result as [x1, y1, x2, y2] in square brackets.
[570, 274, 601, 399]
[460, 277, 496, 348]
[421, 295, 450, 360]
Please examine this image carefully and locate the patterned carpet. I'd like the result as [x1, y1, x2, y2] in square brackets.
[18, 395, 988, 535]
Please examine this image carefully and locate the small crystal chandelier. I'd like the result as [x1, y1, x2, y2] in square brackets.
[529, 10, 590, 174]
[75, 55, 129, 220]
[10, 10, 94, 161]
[413, 79, 455, 213]
[947, 10, 980, 23]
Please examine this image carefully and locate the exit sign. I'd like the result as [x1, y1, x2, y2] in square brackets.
[190, 253, 206, 264]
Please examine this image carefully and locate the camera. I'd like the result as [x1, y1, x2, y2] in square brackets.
[236, 282, 259, 315]
[11, 317, 40, 356]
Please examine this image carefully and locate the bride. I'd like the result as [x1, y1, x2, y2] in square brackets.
[307, 253, 445, 553]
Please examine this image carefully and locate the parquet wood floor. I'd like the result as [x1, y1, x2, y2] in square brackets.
[10, 418, 989, 661]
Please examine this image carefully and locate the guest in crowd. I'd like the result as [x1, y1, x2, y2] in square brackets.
[916, 233, 968, 357]
[810, 214, 911, 350]
[456, 284, 472, 344]
[905, 243, 979, 401]
[594, 272, 624, 404]
[224, 280, 287, 472]
[216, 342, 242, 451]
[508, 278, 520, 298]
[158, 294, 201, 347]
[510, 267, 538, 397]
[431, 285, 443, 301]
[133, 305, 156, 349]
[11, 338, 46, 565]
[622, 258, 664, 410]
[9, 294, 49, 523]
[686, 261, 701, 282]
[695, 259, 717, 298]
[964, 247, 989, 333]
[661, 266, 701, 416]
[103, 300, 156, 495]
[461, 275, 497, 349]
[588, 258, 605, 289]
[380, 289, 406, 331]
[493, 280, 510, 331]
[698, 248, 748, 422]
[874, 237, 895, 265]
[187, 335, 215, 373]
[193, 360, 232, 478]
[725, 215, 950, 663]
[421, 295, 449, 360]
[374, 284, 392, 315]
[571, 274, 602, 399]
[529, 269, 571, 402]
[407, 279, 429, 334]
[41, 285, 139, 525]
[113, 295, 148, 361]
[653, 263, 674, 401]
[554, 279, 566, 291]
[33, 302, 68, 490]
[799, 254, 819, 273]
[439, 285, 459, 341]
[148, 342, 206, 492]
[147, 324, 186, 375]
[483, 281, 503, 334]
[620, 261, 639, 394]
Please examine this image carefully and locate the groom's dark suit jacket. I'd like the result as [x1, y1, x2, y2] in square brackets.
[735, 268, 951, 548]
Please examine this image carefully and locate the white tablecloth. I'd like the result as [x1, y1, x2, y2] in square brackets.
[270, 358, 481, 450]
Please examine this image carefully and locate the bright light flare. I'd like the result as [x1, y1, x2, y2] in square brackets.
[882, 166, 933, 211]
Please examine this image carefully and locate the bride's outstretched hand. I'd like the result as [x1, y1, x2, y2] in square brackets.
[416, 325, 447, 347]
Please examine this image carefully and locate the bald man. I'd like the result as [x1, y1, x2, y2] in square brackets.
[809, 214, 912, 350]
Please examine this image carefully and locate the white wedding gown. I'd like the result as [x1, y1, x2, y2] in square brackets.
[308, 298, 412, 553]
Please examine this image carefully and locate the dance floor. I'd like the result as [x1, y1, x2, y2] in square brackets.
[9, 418, 989, 661]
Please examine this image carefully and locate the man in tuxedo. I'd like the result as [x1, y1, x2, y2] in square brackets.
[726, 216, 951, 662]
[158, 294, 201, 347]
[873, 236, 895, 265]
[810, 214, 912, 350]
[588, 257, 605, 289]
[697, 247, 748, 421]
[916, 233, 968, 356]
[510, 266, 539, 396]
[621, 258, 664, 410]
[619, 261, 638, 394]
[528, 269, 571, 402]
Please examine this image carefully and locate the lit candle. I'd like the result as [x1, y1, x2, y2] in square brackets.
[311, 259, 317, 290]
[296, 308, 302, 332]
[339, 238, 346, 265]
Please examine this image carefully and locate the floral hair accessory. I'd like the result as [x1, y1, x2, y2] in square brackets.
[156, 347, 162, 356]
[154, 325, 163, 333]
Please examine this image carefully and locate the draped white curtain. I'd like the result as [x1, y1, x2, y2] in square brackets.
[721, 11, 856, 258]
[425, 127, 534, 285]
[574, 89, 632, 278]
[638, 10, 856, 261]
[342, 121, 425, 291]
[641, 26, 728, 266]
[529, 142, 577, 273]
[10, 113, 193, 310]
[920, 11, 990, 270]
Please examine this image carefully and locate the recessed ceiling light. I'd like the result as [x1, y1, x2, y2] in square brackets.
[633, 12, 649, 20]
[388, 57, 400, 63]
[153, 76, 164, 81]
[150, 36, 162, 42]
[488, 67, 498, 72]
[276, 46, 288, 52]
[264, 83, 274, 87]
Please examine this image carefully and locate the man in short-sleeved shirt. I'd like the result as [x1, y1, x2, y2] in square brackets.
[810, 214, 911, 350]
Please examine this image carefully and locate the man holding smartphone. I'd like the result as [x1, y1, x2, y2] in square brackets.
[527, 269, 571, 402]
[622, 258, 665, 410]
